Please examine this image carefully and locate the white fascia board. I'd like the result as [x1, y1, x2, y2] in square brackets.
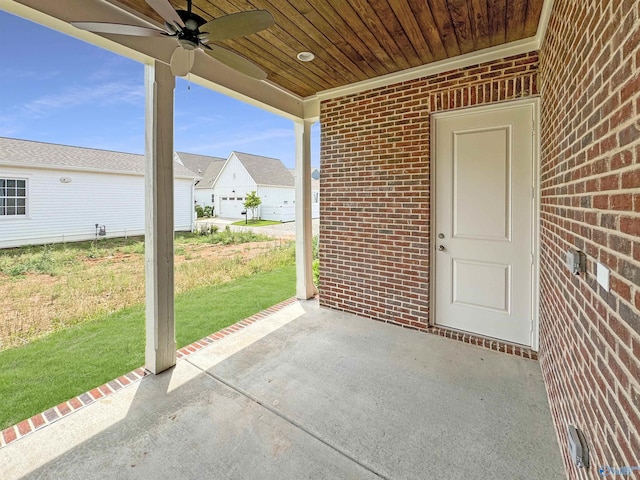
[0, 162, 196, 179]
[535, 0, 555, 50]
[0, 162, 144, 177]
[2, 0, 305, 120]
[302, 100, 320, 122]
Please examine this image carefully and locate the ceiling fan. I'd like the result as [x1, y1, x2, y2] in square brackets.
[72, 0, 274, 79]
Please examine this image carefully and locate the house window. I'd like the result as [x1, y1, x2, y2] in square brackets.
[0, 178, 27, 216]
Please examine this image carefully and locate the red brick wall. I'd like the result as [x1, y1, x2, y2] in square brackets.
[538, 0, 640, 477]
[319, 52, 538, 329]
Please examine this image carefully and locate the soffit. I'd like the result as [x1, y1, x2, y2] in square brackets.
[117, 0, 544, 98]
[5, 0, 548, 117]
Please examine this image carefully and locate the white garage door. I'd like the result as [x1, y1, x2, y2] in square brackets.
[219, 197, 245, 219]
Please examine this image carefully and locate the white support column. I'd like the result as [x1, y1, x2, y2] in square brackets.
[294, 119, 316, 299]
[144, 61, 176, 374]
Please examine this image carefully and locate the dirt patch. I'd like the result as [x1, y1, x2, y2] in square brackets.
[0, 239, 289, 351]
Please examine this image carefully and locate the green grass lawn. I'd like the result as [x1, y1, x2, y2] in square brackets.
[0, 265, 295, 430]
[231, 219, 282, 227]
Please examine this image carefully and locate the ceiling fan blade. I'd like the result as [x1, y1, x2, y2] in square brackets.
[170, 47, 195, 77]
[145, 0, 184, 28]
[199, 10, 274, 41]
[72, 22, 166, 37]
[204, 45, 267, 80]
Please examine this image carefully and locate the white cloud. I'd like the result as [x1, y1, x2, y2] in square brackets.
[0, 68, 62, 81]
[0, 119, 21, 137]
[87, 55, 142, 82]
[186, 128, 293, 153]
[18, 81, 145, 119]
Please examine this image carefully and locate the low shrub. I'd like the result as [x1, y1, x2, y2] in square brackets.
[0, 245, 58, 276]
[312, 258, 320, 287]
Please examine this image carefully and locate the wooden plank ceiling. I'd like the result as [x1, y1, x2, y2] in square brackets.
[117, 0, 544, 98]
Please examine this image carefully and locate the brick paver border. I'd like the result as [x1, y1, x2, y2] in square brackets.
[426, 326, 538, 360]
[0, 297, 298, 448]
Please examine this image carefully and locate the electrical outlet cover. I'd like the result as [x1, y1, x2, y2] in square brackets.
[597, 263, 610, 291]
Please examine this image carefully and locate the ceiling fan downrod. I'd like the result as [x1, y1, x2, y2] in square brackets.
[177, 0, 203, 50]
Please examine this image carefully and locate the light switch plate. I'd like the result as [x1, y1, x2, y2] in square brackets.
[597, 263, 610, 291]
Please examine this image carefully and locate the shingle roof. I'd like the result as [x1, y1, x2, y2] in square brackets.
[288, 167, 320, 189]
[0, 137, 196, 178]
[234, 152, 294, 187]
[175, 151, 225, 176]
[194, 156, 226, 189]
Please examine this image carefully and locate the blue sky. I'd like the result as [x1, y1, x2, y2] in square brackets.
[0, 10, 319, 168]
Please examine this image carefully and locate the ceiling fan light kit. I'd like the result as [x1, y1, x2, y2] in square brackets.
[170, 47, 195, 77]
[71, 0, 274, 79]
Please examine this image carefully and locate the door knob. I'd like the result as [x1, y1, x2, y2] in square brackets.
[438, 245, 445, 251]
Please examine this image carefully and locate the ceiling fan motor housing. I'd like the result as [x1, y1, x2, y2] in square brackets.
[176, 9, 207, 51]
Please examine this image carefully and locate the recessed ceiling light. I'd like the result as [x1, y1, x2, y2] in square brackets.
[297, 51, 315, 62]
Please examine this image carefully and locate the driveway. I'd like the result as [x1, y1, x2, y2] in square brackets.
[195, 217, 320, 240]
[0, 300, 564, 479]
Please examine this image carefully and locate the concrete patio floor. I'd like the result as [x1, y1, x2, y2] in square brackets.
[2, 300, 564, 479]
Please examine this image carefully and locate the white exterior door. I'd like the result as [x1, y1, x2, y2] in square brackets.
[433, 101, 536, 346]
[219, 197, 245, 219]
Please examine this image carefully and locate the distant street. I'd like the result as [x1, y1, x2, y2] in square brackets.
[195, 218, 320, 240]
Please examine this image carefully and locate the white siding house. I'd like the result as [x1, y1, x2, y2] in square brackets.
[195, 151, 319, 221]
[0, 137, 197, 249]
[192, 153, 226, 211]
[217, 152, 295, 221]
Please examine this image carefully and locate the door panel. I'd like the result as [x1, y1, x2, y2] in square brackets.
[452, 259, 511, 314]
[434, 102, 534, 346]
[454, 127, 510, 241]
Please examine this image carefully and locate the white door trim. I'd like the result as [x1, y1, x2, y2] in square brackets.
[430, 97, 541, 350]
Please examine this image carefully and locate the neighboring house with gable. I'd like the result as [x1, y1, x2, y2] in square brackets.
[0, 137, 197, 248]
[175, 151, 224, 177]
[217, 151, 294, 221]
[195, 151, 319, 221]
[192, 154, 226, 212]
